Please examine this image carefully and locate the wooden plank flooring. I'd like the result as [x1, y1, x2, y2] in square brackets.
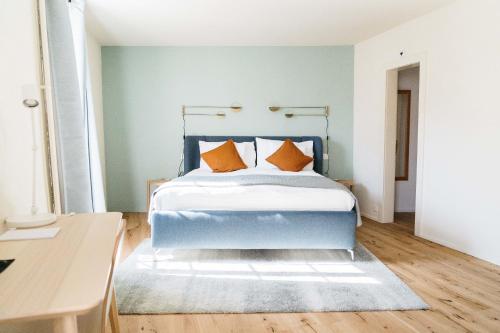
[111, 213, 500, 333]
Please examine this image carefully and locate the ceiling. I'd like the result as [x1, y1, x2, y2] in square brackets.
[86, 0, 455, 46]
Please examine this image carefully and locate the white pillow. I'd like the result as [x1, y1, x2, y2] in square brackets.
[256, 138, 314, 170]
[199, 141, 256, 170]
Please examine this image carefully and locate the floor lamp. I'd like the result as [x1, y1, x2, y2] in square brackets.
[5, 89, 57, 228]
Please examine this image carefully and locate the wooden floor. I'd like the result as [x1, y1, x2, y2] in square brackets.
[112, 213, 500, 333]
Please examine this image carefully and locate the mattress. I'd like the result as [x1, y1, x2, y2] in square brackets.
[151, 168, 356, 213]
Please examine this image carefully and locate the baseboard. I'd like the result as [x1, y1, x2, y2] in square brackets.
[361, 212, 386, 223]
[415, 230, 499, 265]
[418, 228, 499, 265]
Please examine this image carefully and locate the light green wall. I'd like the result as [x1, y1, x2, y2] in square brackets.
[102, 46, 354, 212]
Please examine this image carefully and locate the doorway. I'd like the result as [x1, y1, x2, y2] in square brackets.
[394, 67, 419, 231]
[382, 62, 424, 235]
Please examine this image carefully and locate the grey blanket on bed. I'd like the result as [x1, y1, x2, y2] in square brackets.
[166, 175, 351, 191]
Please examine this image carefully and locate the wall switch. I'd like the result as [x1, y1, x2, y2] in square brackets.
[323, 153, 329, 160]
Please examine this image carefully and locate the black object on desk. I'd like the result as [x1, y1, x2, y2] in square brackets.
[0, 259, 14, 273]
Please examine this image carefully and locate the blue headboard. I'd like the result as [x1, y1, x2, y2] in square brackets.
[184, 136, 323, 174]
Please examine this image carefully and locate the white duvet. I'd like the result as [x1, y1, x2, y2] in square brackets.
[152, 168, 356, 213]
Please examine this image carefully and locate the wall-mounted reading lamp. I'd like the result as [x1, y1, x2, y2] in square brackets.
[268, 106, 329, 118]
[268, 105, 331, 176]
[182, 105, 242, 118]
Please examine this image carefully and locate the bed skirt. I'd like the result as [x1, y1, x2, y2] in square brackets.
[151, 210, 357, 250]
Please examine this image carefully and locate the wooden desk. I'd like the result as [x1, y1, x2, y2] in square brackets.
[0, 213, 123, 333]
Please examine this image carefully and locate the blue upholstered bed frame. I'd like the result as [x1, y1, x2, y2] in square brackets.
[150, 136, 357, 256]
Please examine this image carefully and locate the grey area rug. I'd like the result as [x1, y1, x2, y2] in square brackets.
[115, 240, 428, 314]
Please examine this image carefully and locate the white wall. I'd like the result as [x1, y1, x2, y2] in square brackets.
[353, 0, 500, 264]
[395, 67, 419, 212]
[0, 0, 49, 221]
[86, 31, 106, 190]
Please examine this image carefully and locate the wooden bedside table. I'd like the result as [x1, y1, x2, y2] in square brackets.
[147, 178, 170, 211]
[335, 179, 354, 191]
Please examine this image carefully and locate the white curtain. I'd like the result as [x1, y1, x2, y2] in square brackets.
[68, 0, 106, 212]
[46, 0, 92, 213]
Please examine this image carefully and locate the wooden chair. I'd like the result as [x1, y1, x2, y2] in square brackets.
[100, 219, 125, 333]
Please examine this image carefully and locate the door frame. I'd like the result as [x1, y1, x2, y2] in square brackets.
[382, 53, 427, 236]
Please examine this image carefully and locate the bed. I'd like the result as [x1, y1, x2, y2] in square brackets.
[149, 136, 358, 258]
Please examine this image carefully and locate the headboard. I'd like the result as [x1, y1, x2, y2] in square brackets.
[184, 136, 323, 174]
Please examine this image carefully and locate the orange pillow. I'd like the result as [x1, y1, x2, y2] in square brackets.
[201, 139, 247, 172]
[266, 139, 314, 172]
